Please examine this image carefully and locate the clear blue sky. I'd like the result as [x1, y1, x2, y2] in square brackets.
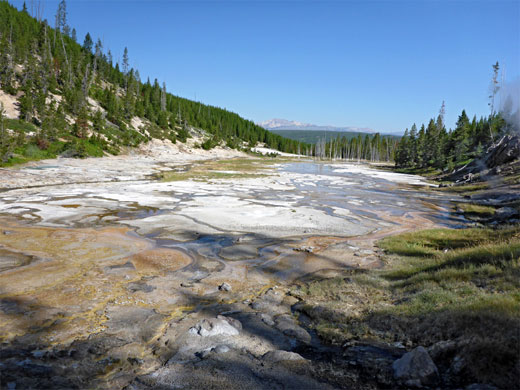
[11, 0, 520, 133]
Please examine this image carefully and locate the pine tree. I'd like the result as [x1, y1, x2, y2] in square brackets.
[0, 29, 15, 94]
[0, 102, 13, 163]
[83, 33, 93, 53]
[395, 128, 410, 167]
[55, 0, 67, 32]
[451, 110, 470, 162]
[122, 47, 129, 91]
[161, 82, 167, 112]
[73, 106, 89, 138]
[424, 119, 437, 166]
[19, 91, 34, 122]
[434, 102, 446, 167]
[487, 61, 500, 144]
[122, 47, 129, 76]
[416, 124, 426, 167]
[92, 109, 105, 132]
[488, 61, 500, 117]
[409, 124, 418, 166]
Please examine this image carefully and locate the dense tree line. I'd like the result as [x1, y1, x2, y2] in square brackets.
[395, 97, 514, 171]
[0, 0, 307, 163]
[313, 133, 397, 162]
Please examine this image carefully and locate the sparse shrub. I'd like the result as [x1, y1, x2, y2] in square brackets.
[36, 136, 49, 150]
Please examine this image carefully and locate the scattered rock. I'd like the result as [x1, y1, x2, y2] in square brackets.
[30, 350, 46, 359]
[127, 357, 144, 365]
[188, 316, 241, 337]
[463, 173, 475, 182]
[213, 345, 230, 354]
[342, 343, 400, 386]
[392, 346, 439, 387]
[195, 349, 212, 359]
[104, 307, 166, 342]
[465, 384, 498, 390]
[262, 350, 306, 363]
[275, 314, 311, 344]
[427, 340, 456, 360]
[283, 295, 299, 306]
[180, 282, 194, 288]
[0, 298, 26, 315]
[217, 315, 242, 331]
[495, 207, 519, 220]
[450, 355, 466, 375]
[251, 289, 285, 314]
[219, 309, 241, 316]
[484, 134, 520, 168]
[293, 246, 314, 253]
[103, 261, 135, 274]
[127, 281, 155, 293]
[218, 282, 232, 292]
[258, 313, 275, 326]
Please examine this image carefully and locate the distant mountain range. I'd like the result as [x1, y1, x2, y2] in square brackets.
[258, 118, 376, 133]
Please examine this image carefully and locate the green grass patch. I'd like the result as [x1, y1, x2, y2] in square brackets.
[294, 226, 520, 388]
[392, 166, 442, 177]
[4, 118, 39, 133]
[161, 170, 266, 182]
[380, 227, 515, 254]
[204, 158, 279, 171]
[160, 158, 275, 182]
[380, 227, 519, 280]
[0, 137, 105, 167]
[437, 182, 489, 193]
[454, 157, 474, 167]
[504, 174, 520, 185]
[455, 202, 496, 218]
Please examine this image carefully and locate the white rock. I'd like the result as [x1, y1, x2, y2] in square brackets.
[218, 282, 232, 292]
[262, 350, 306, 363]
[189, 317, 240, 337]
[213, 345, 230, 354]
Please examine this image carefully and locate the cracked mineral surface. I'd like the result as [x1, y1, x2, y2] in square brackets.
[0, 151, 465, 389]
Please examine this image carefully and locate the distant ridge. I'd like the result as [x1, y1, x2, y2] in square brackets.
[258, 118, 376, 133]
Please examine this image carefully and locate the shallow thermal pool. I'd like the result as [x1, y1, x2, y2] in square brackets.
[0, 159, 465, 277]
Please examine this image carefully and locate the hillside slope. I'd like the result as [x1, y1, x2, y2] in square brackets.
[0, 1, 308, 165]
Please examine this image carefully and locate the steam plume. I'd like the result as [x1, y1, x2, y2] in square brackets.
[499, 78, 520, 134]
